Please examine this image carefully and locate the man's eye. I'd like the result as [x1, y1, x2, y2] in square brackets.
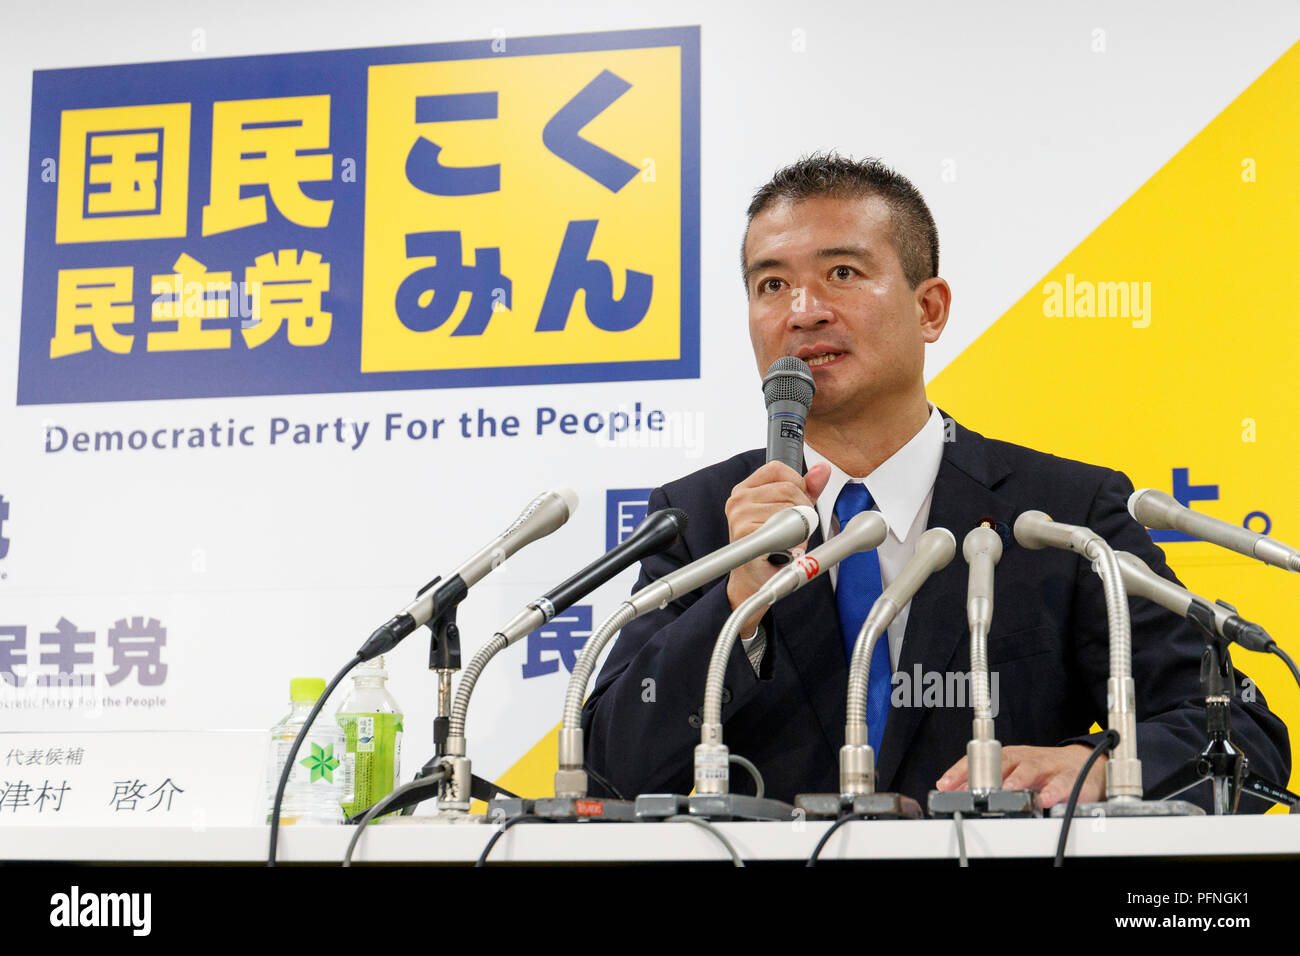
[832, 265, 856, 280]
[760, 277, 783, 294]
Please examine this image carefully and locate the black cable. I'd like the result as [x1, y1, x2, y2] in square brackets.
[1272, 645, 1300, 693]
[583, 762, 627, 801]
[664, 815, 744, 866]
[268, 655, 362, 867]
[342, 769, 446, 867]
[1053, 729, 1121, 868]
[806, 812, 863, 867]
[476, 813, 552, 867]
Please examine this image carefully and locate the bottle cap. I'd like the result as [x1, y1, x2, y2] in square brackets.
[290, 677, 326, 702]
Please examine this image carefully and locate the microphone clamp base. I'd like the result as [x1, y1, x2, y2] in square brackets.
[794, 792, 923, 820]
[491, 795, 639, 822]
[633, 792, 798, 822]
[927, 788, 1041, 818]
[1048, 796, 1204, 818]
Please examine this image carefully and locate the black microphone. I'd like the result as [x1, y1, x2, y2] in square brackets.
[763, 356, 816, 472]
[447, 508, 687, 728]
[526, 508, 690, 630]
[763, 356, 816, 566]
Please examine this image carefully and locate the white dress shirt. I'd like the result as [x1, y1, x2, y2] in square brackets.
[742, 403, 945, 674]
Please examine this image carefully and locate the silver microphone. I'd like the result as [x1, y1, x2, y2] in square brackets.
[758, 510, 890, 605]
[1115, 551, 1274, 652]
[431, 486, 579, 605]
[628, 505, 818, 616]
[962, 525, 1003, 793]
[695, 510, 888, 796]
[841, 528, 956, 795]
[554, 504, 818, 798]
[359, 487, 578, 660]
[1128, 488, 1300, 572]
[1012, 509, 1142, 801]
[1013, 509, 1105, 556]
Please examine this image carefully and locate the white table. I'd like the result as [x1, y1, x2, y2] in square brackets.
[4, 815, 1297, 865]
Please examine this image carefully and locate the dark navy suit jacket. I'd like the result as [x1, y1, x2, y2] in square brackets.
[581, 416, 1291, 811]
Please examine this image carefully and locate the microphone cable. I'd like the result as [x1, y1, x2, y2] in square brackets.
[953, 810, 968, 868]
[583, 762, 627, 801]
[268, 654, 362, 867]
[729, 754, 765, 799]
[342, 767, 448, 867]
[1272, 644, 1300, 693]
[476, 813, 553, 867]
[1053, 729, 1121, 867]
[806, 812, 865, 867]
[664, 815, 744, 867]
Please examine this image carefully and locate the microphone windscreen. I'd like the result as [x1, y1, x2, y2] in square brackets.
[762, 356, 815, 409]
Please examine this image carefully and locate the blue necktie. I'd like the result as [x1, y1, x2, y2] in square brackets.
[833, 482, 891, 755]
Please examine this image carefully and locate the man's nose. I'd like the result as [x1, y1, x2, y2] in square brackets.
[787, 286, 835, 329]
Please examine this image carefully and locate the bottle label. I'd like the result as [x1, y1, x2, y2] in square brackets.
[265, 732, 352, 824]
[337, 712, 403, 818]
[357, 716, 375, 753]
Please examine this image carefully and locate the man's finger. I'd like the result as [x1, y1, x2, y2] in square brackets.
[733, 460, 803, 491]
[1003, 760, 1050, 793]
[804, 462, 832, 504]
[936, 755, 969, 790]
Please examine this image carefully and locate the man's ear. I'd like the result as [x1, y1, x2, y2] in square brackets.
[916, 277, 952, 343]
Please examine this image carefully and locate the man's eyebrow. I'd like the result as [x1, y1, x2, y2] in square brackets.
[742, 257, 783, 285]
[743, 247, 877, 285]
[816, 245, 875, 263]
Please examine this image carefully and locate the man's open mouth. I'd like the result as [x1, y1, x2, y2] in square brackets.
[803, 352, 843, 368]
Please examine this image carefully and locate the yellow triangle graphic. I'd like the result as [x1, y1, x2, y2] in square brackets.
[930, 40, 1300, 802]
[471, 721, 561, 814]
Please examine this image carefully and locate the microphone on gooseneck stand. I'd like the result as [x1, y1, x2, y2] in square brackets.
[797, 527, 957, 824]
[1013, 510, 1202, 819]
[1114, 550, 1299, 814]
[433, 508, 689, 819]
[927, 522, 1042, 819]
[679, 510, 888, 822]
[553, 505, 819, 809]
[269, 487, 578, 865]
[1128, 489, 1300, 573]
[763, 357, 817, 567]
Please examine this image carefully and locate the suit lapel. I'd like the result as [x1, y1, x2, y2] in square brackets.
[874, 415, 1014, 792]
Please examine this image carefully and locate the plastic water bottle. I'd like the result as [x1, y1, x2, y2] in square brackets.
[336, 657, 403, 820]
[265, 677, 353, 825]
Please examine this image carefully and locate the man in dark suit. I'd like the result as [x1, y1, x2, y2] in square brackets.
[581, 153, 1291, 811]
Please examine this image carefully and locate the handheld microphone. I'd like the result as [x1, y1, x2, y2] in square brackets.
[763, 356, 816, 567]
[358, 487, 578, 661]
[1114, 551, 1275, 652]
[1128, 488, 1300, 572]
[763, 356, 816, 472]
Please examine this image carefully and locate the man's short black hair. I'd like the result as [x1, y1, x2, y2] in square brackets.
[742, 152, 939, 290]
